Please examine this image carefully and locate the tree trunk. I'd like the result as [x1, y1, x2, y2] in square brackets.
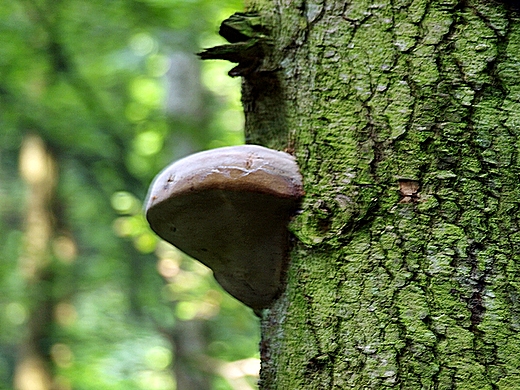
[239, 0, 520, 388]
[15, 135, 57, 390]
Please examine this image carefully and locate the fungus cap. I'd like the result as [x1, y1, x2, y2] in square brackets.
[145, 145, 303, 310]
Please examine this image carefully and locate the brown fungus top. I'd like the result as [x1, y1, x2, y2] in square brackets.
[145, 145, 303, 310]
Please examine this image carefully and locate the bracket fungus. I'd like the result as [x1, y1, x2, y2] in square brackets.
[145, 145, 303, 310]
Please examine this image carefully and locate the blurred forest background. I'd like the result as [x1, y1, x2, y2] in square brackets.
[0, 0, 262, 389]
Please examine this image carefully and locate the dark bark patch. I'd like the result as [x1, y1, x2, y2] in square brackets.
[305, 353, 331, 376]
[465, 243, 487, 329]
[468, 291, 486, 327]
[490, 0, 520, 10]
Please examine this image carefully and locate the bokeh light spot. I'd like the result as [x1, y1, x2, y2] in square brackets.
[134, 233, 157, 253]
[50, 343, 74, 368]
[134, 131, 163, 156]
[5, 302, 27, 325]
[129, 33, 156, 56]
[111, 191, 138, 214]
[145, 346, 172, 371]
[131, 77, 163, 107]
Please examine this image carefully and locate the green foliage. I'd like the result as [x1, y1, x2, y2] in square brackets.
[0, 0, 260, 389]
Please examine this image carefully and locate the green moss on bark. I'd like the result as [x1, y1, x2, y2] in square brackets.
[240, 0, 520, 388]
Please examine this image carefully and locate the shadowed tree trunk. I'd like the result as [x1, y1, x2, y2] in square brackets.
[213, 0, 520, 388]
[172, 320, 212, 390]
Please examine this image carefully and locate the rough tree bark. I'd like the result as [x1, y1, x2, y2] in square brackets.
[222, 0, 520, 388]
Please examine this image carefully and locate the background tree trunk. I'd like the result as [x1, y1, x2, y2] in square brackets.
[242, 0, 520, 388]
[15, 135, 57, 390]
